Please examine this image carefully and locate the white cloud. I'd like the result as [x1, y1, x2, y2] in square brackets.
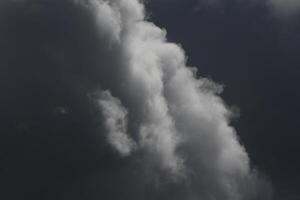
[0, 0, 274, 199]
[78, 0, 272, 198]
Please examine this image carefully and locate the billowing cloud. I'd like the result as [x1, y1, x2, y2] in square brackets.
[97, 90, 136, 156]
[0, 0, 272, 199]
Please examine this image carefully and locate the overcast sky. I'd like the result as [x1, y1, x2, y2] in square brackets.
[0, 0, 299, 199]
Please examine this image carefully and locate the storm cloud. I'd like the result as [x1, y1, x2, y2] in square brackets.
[0, 0, 272, 199]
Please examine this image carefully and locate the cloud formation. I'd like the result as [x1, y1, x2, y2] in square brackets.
[0, 0, 272, 199]
[97, 90, 136, 156]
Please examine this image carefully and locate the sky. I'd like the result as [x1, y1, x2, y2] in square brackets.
[0, 0, 299, 199]
[147, 0, 300, 199]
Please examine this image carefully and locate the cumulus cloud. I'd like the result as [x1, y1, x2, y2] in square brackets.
[97, 90, 136, 156]
[0, 0, 272, 199]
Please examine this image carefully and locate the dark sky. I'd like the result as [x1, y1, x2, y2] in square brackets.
[0, 0, 299, 199]
[147, 0, 300, 198]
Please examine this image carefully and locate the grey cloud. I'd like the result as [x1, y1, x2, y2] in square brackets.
[86, 0, 272, 198]
[0, 0, 273, 199]
[97, 90, 136, 156]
